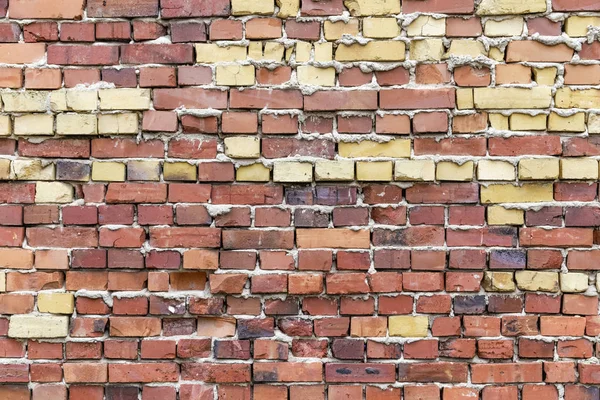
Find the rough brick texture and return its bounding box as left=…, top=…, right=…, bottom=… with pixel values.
left=0, top=0, right=599, bottom=398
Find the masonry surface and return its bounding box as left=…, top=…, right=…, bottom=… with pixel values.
left=1, top=0, right=600, bottom=399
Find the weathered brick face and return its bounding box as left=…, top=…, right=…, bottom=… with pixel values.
left=0, top=0, right=599, bottom=398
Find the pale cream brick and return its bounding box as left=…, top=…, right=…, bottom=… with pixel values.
left=556, top=88, right=600, bottom=109
left=57, top=114, right=97, bottom=135
left=484, top=17, right=524, bottom=36
left=565, top=16, right=600, bottom=37
left=295, top=41, right=312, bottom=62
left=456, top=88, right=474, bottom=109
left=481, top=184, right=554, bottom=203
left=483, top=271, right=515, bottom=292
left=344, top=0, right=400, bottom=16
left=163, top=162, right=196, bottom=181
left=406, top=16, right=446, bottom=36
left=0, top=159, right=10, bottom=180
left=14, top=114, right=54, bottom=136
left=509, top=113, right=547, bottom=131
left=276, top=0, right=299, bottom=18
left=474, top=87, right=552, bottom=109
left=357, top=161, right=393, bottom=181
left=8, top=315, right=69, bottom=338
left=35, top=182, right=73, bottom=203
left=548, top=112, right=586, bottom=132
left=519, top=159, right=560, bottom=180
left=11, top=160, right=54, bottom=181
left=314, top=42, right=333, bottom=62
left=99, top=89, right=151, bottom=110
left=560, top=158, right=599, bottom=180
left=66, top=90, right=98, bottom=111
left=560, top=273, right=589, bottom=293
left=445, top=39, right=487, bottom=58
left=216, top=65, right=255, bottom=86
left=477, top=0, right=547, bottom=15
left=224, top=137, right=260, bottom=158
left=248, top=41, right=284, bottom=62
left=339, top=140, right=410, bottom=158
left=92, top=162, right=126, bottom=182
left=232, top=0, right=274, bottom=15
left=533, top=67, right=557, bottom=86
left=436, top=161, right=474, bottom=181
left=297, top=66, right=336, bottom=86
left=389, top=316, right=428, bottom=337
left=274, top=161, right=312, bottom=182
left=315, top=160, right=355, bottom=181
left=363, top=18, right=400, bottom=38
left=324, top=20, right=360, bottom=41
left=410, top=39, right=445, bottom=61
left=2, top=91, right=48, bottom=112
left=394, top=160, right=435, bottom=181
left=515, top=271, right=559, bottom=293
left=489, top=114, right=509, bottom=130
left=196, top=44, right=247, bottom=63
left=477, top=160, right=515, bottom=181
left=589, top=114, right=600, bottom=134
left=236, top=163, right=270, bottom=182
left=488, top=206, right=524, bottom=225
left=0, top=115, right=10, bottom=136
left=336, top=41, right=406, bottom=61
left=489, top=47, right=505, bottom=61
left=98, top=113, right=139, bottom=135
left=38, top=293, right=74, bottom=314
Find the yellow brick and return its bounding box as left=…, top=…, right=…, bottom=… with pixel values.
left=488, top=47, right=505, bottom=61
left=236, top=163, right=271, bottom=182
left=519, top=159, right=560, bottom=180
left=560, top=273, right=589, bottom=293
left=406, top=16, right=446, bottom=36
left=273, top=161, right=312, bottom=182
left=38, top=293, right=74, bottom=314
left=51, top=90, right=98, bottom=111
left=92, top=162, right=126, bottom=182
left=99, top=89, right=151, bottom=110
left=357, top=161, right=393, bottom=181
left=389, top=316, right=429, bottom=337
left=560, top=158, right=599, bottom=180
left=477, top=160, right=515, bottom=181
left=224, top=137, right=260, bottom=158
left=0, top=115, right=10, bottom=136
left=14, top=115, right=54, bottom=136
left=12, top=160, right=54, bottom=181
left=565, top=16, right=600, bottom=37
left=487, top=206, right=524, bottom=225
left=363, top=18, right=400, bottom=38
left=436, top=161, right=474, bottom=181
left=484, top=17, right=524, bottom=36
left=8, top=315, right=69, bottom=338
left=314, top=42, right=333, bottom=62
left=481, top=184, right=554, bottom=203
left=482, top=272, right=515, bottom=292
left=196, top=44, right=247, bottom=63
left=35, top=182, right=73, bottom=203
left=456, top=88, right=474, bottom=109
left=57, top=114, right=97, bottom=135
left=515, top=271, right=559, bottom=293
left=410, top=39, right=445, bottom=61
left=315, top=160, right=355, bottom=181
left=297, top=66, right=336, bottom=86
left=324, top=20, right=360, bottom=41
left=336, top=41, right=406, bottom=62
left=248, top=41, right=284, bottom=61
left=98, top=113, right=139, bottom=135
left=488, top=114, right=509, bottom=130
left=344, top=0, right=400, bottom=15
left=295, top=41, right=312, bottom=62
left=474, top=87, right=552, bottom=109
left=445, top=39, right=487, bottom=58
left=163, top=162, right=197, bottom=181
left=339, top=140, right=411, bottom=158
left=0, top=272, right=4, bottom=292
left=394, top=160, right=435, bottom=181
left=556, top=88, right=600, bottom=109
left=533, top=67, right=557, bottom=86
left=128, top=160, right=161, bottom=181
left=216, top=65, right=255, bottom=86
left=477, top=0, right=547, bottom=15
left=548, top=112, right=586, bottom=132
left=276, top=0, right=299, bottom=18
left=0, top=159, right=10, bottom=180
left=509, top=113, right=547, bottom=131
left=589, top=114, right=600, bottom=134
left=232, top=0, right=274, bottom=15
left=2, top=91, right=48, bottom=112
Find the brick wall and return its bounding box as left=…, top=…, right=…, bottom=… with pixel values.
left=0, top=0, right=599, bottom=399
